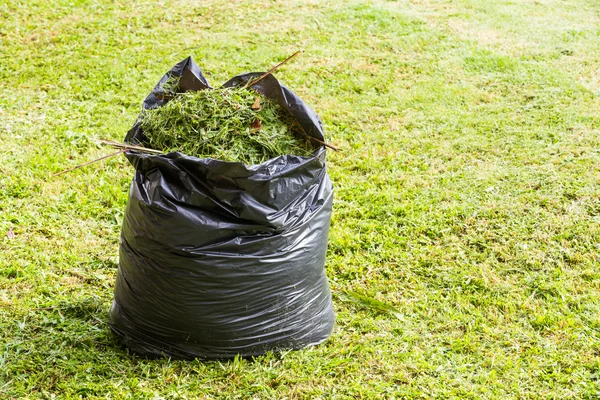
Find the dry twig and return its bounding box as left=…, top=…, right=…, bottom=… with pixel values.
left=98, top=139, right=164, bottom=154
left=245, top=50, right=302, bottom=88
left=51, top=149, right=126, bottom=178
left=290, top=120, right=340, bottom=152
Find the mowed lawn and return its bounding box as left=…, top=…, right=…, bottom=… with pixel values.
left=2, top=0, right=600, bottom=398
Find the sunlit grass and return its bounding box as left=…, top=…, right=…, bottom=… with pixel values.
left=2, top=0, right=600, bottom=398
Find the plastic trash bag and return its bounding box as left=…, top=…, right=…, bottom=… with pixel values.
left=107, top=57, right=335, bottom=359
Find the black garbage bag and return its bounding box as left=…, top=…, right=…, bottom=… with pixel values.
left=107, top=57, right=335, bottom=360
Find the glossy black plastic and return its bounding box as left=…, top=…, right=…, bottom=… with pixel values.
left=107, top=57, right=335, bottom=359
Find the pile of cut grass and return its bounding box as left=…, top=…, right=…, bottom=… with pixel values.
left=139, top=86, right=316, bottom=164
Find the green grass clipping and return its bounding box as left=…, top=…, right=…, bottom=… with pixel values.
left=138, top=85, right=316, bottom=165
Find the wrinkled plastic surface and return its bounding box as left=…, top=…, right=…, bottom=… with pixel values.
left=108, top=57, right=335, bottom=360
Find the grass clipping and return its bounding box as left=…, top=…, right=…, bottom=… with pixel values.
left=138, top=86, right=316, bottom=165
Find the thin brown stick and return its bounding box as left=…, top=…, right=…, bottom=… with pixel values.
left=51, top=149, right=126, bottom=177
left=304, top=135, right=340, bottom=152
left=291, top=120, right=341, bottom=152
left=98, top=139, right=164, bottom=154
left=245, top=50, right=302, bottom=88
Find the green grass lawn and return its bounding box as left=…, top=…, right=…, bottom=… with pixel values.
left=2, top=0, right=600, bottom=398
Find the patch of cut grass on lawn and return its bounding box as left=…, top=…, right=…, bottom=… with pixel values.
left=2, top=0, right=600, bottom=398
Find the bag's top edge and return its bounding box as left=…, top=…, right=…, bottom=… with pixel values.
left=124, top=146, right=326, bottom=179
